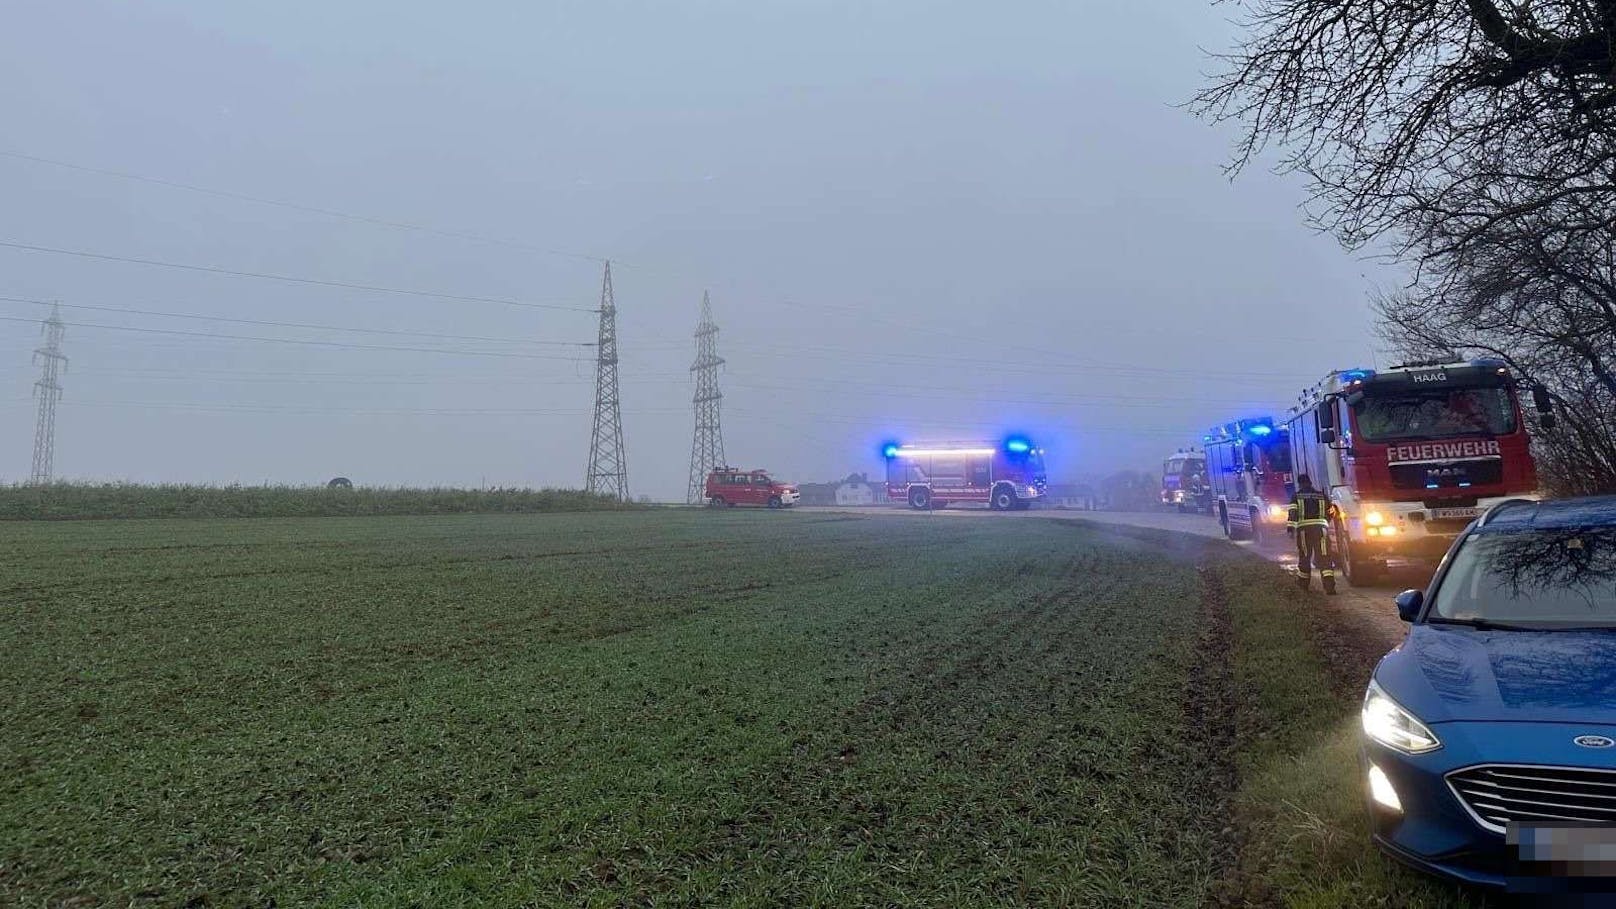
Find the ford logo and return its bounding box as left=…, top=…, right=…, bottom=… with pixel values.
left=1574, top=735, right=1615, bottom=749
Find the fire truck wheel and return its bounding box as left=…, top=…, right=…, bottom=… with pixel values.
left=991, top=485, right=1016, bottom=511
left=767, top=496, right=782, bottom=509
left=909, top=487, right=931, bottom=510
left=709, top=496, right=725, bottom=508
left=1337, top=525, right=1382, bottom=586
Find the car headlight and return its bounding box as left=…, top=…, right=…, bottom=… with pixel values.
left=1267, top=504, right=1288, bottom=520
left=1362, top=680, right=1441, bottom=754
left=1363, top=510, right=1387, bottom=526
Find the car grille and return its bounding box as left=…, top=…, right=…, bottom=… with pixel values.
left=1449, top=765, right=1616, bottom=832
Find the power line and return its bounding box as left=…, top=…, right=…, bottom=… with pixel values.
left=0, top=295, right=594, bottom=348
left=0, top=313, right=594, bottom=359
left=45, top=398, right=689, bottom=417
left=0, top=148, right=610, bottom=266
left=0, top=239, right=598, bottom=313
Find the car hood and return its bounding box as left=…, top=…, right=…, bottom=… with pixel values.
left=1380, top=625, right=1616, bottom=725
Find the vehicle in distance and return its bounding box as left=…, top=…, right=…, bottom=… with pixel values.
left=1362, top=495, right=1616, bottom=892
left=1204, top=417, right=1292, bottom=543
left=882, top=437, right=1046, bottom=511
left=1286, top=358, right=1551, bottom=585
left=1161, top=448, right=1210, bottom=513
left=704, top=467, right=800, bottom=508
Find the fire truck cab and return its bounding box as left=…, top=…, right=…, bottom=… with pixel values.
left=1161, top=449, right=1211, bottom=513
left=1204, top=418, right=1292, bottom=543
left=1283, top=359, right=1548, bottom=583
left=882, top=437, right=1047, bottom=511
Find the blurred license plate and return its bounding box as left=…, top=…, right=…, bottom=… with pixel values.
left=1509, top=824, right=1616, bottom=880
left=1431, top=507, right=1481, bottom=520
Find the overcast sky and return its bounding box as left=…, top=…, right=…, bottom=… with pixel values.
left=0, top=0, right=1400, bottom=498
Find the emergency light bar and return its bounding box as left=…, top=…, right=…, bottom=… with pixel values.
left=882, top=436, right=1040, bottom=459
left=890, top=447, right=998, bottom=458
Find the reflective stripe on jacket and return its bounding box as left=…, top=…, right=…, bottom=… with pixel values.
left=1287, top=490, right=1335, bottom=528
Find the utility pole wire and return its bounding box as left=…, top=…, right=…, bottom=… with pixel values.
left=0, top=295, right=595, bottom=347
left=0, top=315, right=593, bottom=361
left=0, top=240, right=598, bottom=313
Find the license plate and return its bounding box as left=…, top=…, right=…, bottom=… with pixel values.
left=1509, top=824, right=1616, bottom=879
left=1431, top=507, right=1481, bottom=520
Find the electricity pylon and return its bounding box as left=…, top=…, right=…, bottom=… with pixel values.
left=686, top=292, right=725, bottom=503
left=30, top=305, right=67, bottom=485
left=585, top=262, right=628, bottom=501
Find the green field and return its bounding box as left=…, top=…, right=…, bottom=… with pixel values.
left=1, top=511, right=1478, bottom=906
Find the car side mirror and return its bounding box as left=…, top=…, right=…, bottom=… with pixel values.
left=1319, top=427, right=1338, bottom=444
left=1395, top=590, right=1424, bottom=623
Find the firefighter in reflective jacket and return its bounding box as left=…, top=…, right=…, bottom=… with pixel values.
left=1286, top=474, right=1339, bottom=594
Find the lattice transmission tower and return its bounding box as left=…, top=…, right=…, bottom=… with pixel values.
left=30, top=305, right=67, bottom=485
left=686, top=291, right=726, bottom=503
left=585, top=262, right=629, bottom=500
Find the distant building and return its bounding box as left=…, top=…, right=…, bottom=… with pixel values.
left=1042, top=483, right=1098, bottom=509
left=834, top=478, right=882, bottom=505
left=800, top=472, right=889, bottom=506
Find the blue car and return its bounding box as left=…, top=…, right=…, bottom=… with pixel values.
left=1363, top=495, right=1616, bottom=893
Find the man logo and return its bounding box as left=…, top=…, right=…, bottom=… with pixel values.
left=1574, top=735, right=1615, bottom=749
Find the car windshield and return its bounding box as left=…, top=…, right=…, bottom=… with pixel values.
left=1353, top=387, right=1517, bottom=442
left=1430, top=528, right=1616, bottom=628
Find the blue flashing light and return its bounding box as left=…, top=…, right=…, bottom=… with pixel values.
left=1248, top=424, right=1273, bottom=438
left=1459, top=482, right=1473, bottom=488
left=1005, top=437, right=1032, bottom=454
left=1426, top=483, right=1440, bottom=489
left=1340, top=368, right=1376, bottom=383
left=881, top=442, right=901, bottom=459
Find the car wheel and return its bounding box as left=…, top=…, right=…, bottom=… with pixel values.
left=768, top=496, right=782, bottom=509
left=909, top=487, right=931, bottom=510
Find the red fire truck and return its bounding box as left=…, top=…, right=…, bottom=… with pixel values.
left=1160, top=449, right=1211, bottom=513
left=1283, top=359, right=1550, bottom=583
left=882, top=437, right=1047, bottom=510
left=1203, top=417, right=1292, bottom=543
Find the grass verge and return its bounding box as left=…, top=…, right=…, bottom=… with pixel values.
left=1213, top=552, right=1491, bottom=908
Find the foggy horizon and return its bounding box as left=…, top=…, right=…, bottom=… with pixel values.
left=2, top=0, right=1402, bottom=499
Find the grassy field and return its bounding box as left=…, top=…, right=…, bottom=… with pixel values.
left=0, top=483, right=636, bottom=521
left=1, top=510, right=1481, bottom=906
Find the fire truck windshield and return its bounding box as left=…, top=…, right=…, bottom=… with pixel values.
left=1165, top=456, right=1203, bottom=477
left=1353, top=387, right=1518, bottom=443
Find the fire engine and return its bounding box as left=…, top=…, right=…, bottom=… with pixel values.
left=1283, top=359, right=1551, bottom=583
left=882, top=437, right=1047, bottom=510
left=1203, top=417, right=1292, bottom=543
left=1160, top=449, right=1210, bottom=512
